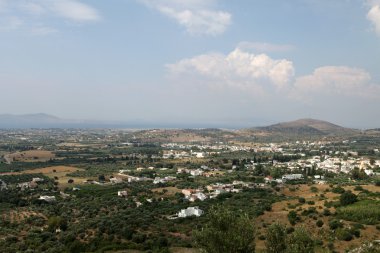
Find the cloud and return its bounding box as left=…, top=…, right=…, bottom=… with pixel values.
left=0, top=0, right=100, bottom=34
left=167, top=44, right=380, bottom=101
left=367, top=3, right=380, bottom=36
left=166, top=47, right=295, bottom=94
left=237, top=41, right=295, bottom=53
left=292, top=66, right=380, bottom=101
left=49, top=0, right=101, bottom=22
left=138, top=0, right=231, bottom=36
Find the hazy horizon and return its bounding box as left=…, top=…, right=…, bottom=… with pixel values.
left=1, top=0, right=380, bottom=128
left=0, top=112, right=377, bottom=130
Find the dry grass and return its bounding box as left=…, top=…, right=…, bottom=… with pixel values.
left=6, top=150, right=55, bottom=162
left=0, top=166, right=88, bottom=189
left=2, top=209, right=46, bottom=224
left=152, top=187, right=182, bottom=197
left=255, top=184, right=380, bottom=252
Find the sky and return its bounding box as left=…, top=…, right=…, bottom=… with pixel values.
left=1, top=0, right=380, bottom=128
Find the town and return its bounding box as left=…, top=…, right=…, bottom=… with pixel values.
left=1, top=127, right=380, bottom=252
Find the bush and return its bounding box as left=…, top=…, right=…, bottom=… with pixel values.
left=298, top=197, right=306, bottom=204
left=265, top=223, right=287, bottom=253
left=340, top=191, right=357, bottom=206
left=194, top=205, right=255, bottom=253
left=286, top=227, right=315, bottom=253
left=332, top=187, right=345, bottom=194
left=316, top=220, right=324, bottom=227
left=329, top=220, right=342, bottom=230
left=310, top=187, right=318, bottom=193
left=336, top=228, right=353, bottom=241
left=288, top=211, right=299, bottom=226
left=286, top=227, right=295, bottom=234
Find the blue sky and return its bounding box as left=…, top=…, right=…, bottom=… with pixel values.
left=1, top=0, right=380, bottom=128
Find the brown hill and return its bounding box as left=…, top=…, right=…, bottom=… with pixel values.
left=241, top=119, right=359, bottom=140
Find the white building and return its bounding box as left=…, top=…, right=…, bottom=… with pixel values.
left=178, top=206, right=204, bottom=218
left=282, top=174, right=303, bottom=181
left=38, top=196, right=56, bottom=203
left=110, top=177, right=123, bottom=184
left=118, top=190, right=128, bottom=197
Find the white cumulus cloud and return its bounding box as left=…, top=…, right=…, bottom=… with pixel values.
left=367, top=3, right=380, bottom=36
left=138, top=0, right=231, bottom=36
left=167, top=47, right=295, bottom=94
left=292, top=66, right=380, bottom=100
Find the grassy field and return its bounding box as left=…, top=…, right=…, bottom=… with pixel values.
left=5, top=150, right=55, bottom=162
left=255, top=184, right=380, bottom=252
left=0, top=165, right=88, bottom=188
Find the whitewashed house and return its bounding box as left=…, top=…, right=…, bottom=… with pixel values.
left=118, top=190, right=128, bottom=197
left=178, top=206, right=204, bottom=218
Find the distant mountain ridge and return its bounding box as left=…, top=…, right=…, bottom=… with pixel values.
left=0, top=114, right=367, bottom=133
left=0, top=113, right=118, bottom=128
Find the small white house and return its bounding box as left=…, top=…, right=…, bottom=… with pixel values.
left=110, top=177, right=123, bottom=184
left=282, top=174, right=303, bottom=181
left=178, top=206, right=204, bottom=218
left=39, top=196, right=56, bottom=203
left=118, top=190, right=128, bottom=197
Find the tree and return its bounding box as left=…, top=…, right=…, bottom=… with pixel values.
left=194, top=205, right=255, bottom=253
left=67, top=179, right=74, bottom=184
left=351, top=167, right=367, bottom=180
left=286, top=227, right=314, bottom=253
left=340, top=191, right=357, bottom=206
left=287, top=211, right=298, bottom=225
left=265, top=223, right=287, bottom=253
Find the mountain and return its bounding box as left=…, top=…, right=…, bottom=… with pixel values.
left=0, top=113, right=131, bottom=129
left=240, top=118, right=359, bottom=140
left=259, top=118, right=355, bottom=134
left=0, top=113, right=64, bottom=128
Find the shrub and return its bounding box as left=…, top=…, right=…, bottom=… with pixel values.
left=332, top=186, right=345, bottom=194
left=288, top=211, right=299, bottom=226
left=193, top=205, right=255, bottom=253
left=339, top=191, right=357, bottom=206
left=323, top=208, right=331, bottom=216
left=286, top=227, right=315, bottom=253
left=265, top=223, right=287, bottom=253
left=336, top=228, right=353, bottom=241
left=310, top=186, right=318, bottom=193
left=298, top=197, right=306, bottom=204
left=316, top=220, right=324, bottom=227
left=329, top=220, right=342, bottom=230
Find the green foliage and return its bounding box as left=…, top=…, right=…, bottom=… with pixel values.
left=286, top=227, right=315, bottom=253
left=329, top=220, right=342, bottom=230
left=265, top=223, right=287, bottom=253
left=298, top=197, right=306, bottom=204
left=351, top=168, right=368, bottom=180
left=287, top=211, right=299, bottom=225
left=194, top=205, right=255, bottom=253
left=336, top=200, right=380, bottom=224
left=331, top=186, right=345, bottom=194
left=47, top=216, right=67, bottom=231
left=336, top=228, right=353, bottom=241
left=339, top=191, right=358, bottom=206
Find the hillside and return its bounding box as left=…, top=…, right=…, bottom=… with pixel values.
left=239, top=118, right=359, bottom=141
